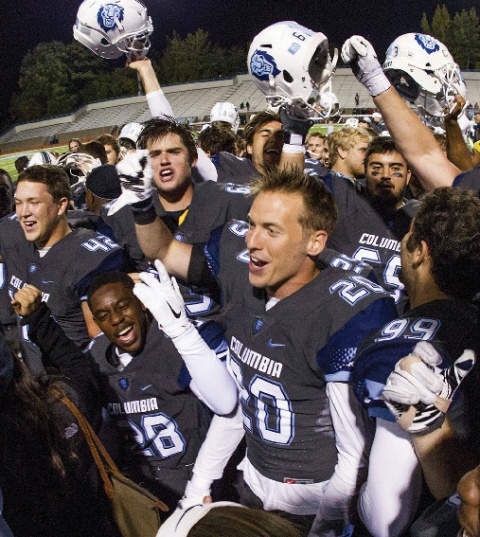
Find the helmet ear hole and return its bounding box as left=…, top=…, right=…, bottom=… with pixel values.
left=101, top=38, right=109, bottom=46
left=247, top=21, right=334, bottom=115
left=283, top=71, right=294, bottom=84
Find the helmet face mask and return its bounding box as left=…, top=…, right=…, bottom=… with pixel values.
left=383, top=33, right=466, bottom=118
left=57, top=152, right=101, bottom=183
left=74, top=0, right=154, bottom=60
left=248, top=21, right=337, bottom=118
left=318, top=91, right=341, bottom=119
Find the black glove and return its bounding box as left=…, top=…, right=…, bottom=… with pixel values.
left=280, top=103, right=314, bottom=146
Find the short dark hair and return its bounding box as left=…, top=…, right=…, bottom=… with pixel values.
left=407, top=187, right=480, bottom=300
left=96, top=134, right=121, bottom=155
left=80, top=141, right=108, bottom=165
left=14, top=156, right=29, bottom=173
left=137, top=117, right=198, bottom=164
left=87, top=272, right=134, bottom=310
left=198, top=125, right=236, bottom=156
left=364, top=137, right=406, bottom=168
left=243, top=111, right=281, bottom=148
left=250, top=166, right=337, bottom=235
left=17, top=165, right=71, bottom=203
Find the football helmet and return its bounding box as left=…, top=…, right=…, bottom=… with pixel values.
left=344, top=117, right=359, bottom=128
left=26, top=151, right=58, bottom=167
left=57, top=152, right=102, bottom=183
left=248, top=21, right=337, bottom=117
left=73, top=0, right=153, bottom=60
left=118, top=122, right=144, bottom=146
left=383, top=33, right=467, bottom=117
left=319, top=91, right=341, bottom=118
left=210, top=102, right=240, bottom=132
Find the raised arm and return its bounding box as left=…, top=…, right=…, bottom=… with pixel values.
left=342, top=35, right=460, bottom=191
left=133, top=260, right=237, bottom=415
left=129, top=58, right=218, bottom=182
left=445, top=95, right=476, bottom=172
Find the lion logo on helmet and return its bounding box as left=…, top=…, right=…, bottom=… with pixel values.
left=415, top=34, right=440, bottom=55
left=249, top=50, right=281, bottom=82
left=97, top=3, right=124, bottom=32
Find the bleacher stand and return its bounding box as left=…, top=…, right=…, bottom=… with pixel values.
left=1, top=69, right=479, bottom=153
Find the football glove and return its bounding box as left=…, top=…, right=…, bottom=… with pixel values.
left=341, top=36, right=391, bottom=98
left=133, top=259, right=190, bottom=339
left=382, top=341, right=476, bottom=433
left=279, top=102, right=314, bottom=146
left=107, top=150, right=153, bottom=215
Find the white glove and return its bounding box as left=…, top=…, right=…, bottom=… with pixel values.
left=341, top=36, right=391, bottom=97
left=178, top=479, right=212, bottom=509
left=133, top=259, right=190, bottom=339
left=108, top=150, right=153, bottom=215
left=382, top=341, right=476, bottom=433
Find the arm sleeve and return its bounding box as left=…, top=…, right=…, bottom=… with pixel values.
left=194, top=148, right=218, bottom=182
left=146, top=89, right=174, bottom=118
left=357, top=418, right=422, bottom=537
left=182, top=405, right=244, bottom=505
left=313, top=382, right=372, bottom=523
left=172, top=324, right=238, bottom=415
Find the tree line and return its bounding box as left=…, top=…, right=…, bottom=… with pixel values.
left=9, top=5, right=480, bottom=124
left=9, top=29, right=247, bottom=124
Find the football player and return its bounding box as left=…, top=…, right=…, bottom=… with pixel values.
left=121, top=160, right=397, bottom=534
left=328, top=126, right=372, bottom=181
left=325, top=136, right=412, bottom=308
left=353, top=188, right=480, bottom=536
left=305, top=131, right=326, bottom=161
left=1, top=164, right=125, bottom=375
left=341, top=33, right=480, bottom=192
left=16, top=266, right=237, bottom=511
left=106, top=118, right=252, bottom=321
left=212, top=21, right=337, bottom=185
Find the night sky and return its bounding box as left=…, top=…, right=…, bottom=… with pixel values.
left=0, top=0, right=476, bottom=127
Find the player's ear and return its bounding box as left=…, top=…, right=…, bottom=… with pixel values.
left=246, top=143, right=253, bottom=156
left=307, top=230, right=328, bottom=256
left=337, top=146, right=347, bottom=160
left=57, top=196, right=69, bottom=216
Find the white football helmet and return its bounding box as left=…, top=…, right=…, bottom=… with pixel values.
left=26, top=151, right=58, bottom=168
left=383, top=33, right=467, bottom=117
left=73, top=0, right=153, bottom=60
left=57, top=152, right=102, bottom=182
left=344, top=117, right=359, bottom=128
left=118, top=122, right=144, bottom=146
left=248, top=21, right=338, bottom=117
left=319, top=91, right=341, bottom=118
left=210, top=102, right=240, bottom=133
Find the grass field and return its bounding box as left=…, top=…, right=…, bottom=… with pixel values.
left=0, top=145, right=70, bottom=182
left=0, top=121, right=345, bottom=182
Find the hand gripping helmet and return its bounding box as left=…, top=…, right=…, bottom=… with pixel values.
left=383, top=33, right=467, bottom=118
left=73, top=0, right=153, bottom=60
left=248, top=21, right=338, bottom=117
left=210, top=102, right=240, bottom=133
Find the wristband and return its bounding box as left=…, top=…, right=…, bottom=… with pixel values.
left=282, top=143, right=307, bottom=154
